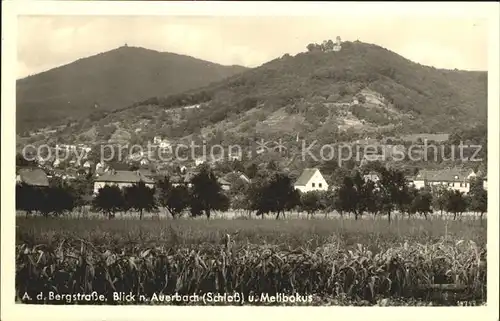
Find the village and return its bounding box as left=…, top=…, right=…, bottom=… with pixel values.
left=16, top=133, right=488, bottom=198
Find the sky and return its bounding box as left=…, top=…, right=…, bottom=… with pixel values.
left=17, top=15, right=489, bottom=79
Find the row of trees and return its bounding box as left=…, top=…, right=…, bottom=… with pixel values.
left=298, top=173, right=486, bottom=222
left=16, top=166, right=231, bottom=220
left=16, top=165, right=487, bottom=221
left=230, top=167, right=486, bottom=222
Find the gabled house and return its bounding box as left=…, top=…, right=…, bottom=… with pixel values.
left=363, top=171, right=380, bottom=183
left=83, top=160, right=93, bottom=169
left=218, top=177, right=231, bottom=191
left=137, top=168, right=155, bottom=179
left=171, top=170, right=196, bottom=188
left=195, top=157, right=206, bottom=166
left=413, top=168, right=476, bottom=193
left=16, top=167, right=49, bottom=187
left=224, top=171, right=251, bottom=185
left=405, top=175, right=415, bottom=187
left=93, top=170, right=155, bottom=194
left=153, top=136, right=162, bottom=145
left=53, top=158, right=61, bottom=168
left=293, top=168, right=329, bottom=193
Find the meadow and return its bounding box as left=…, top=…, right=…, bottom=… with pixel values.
left=15, top=214, right=487, bottom=306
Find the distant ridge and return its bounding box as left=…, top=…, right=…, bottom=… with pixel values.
left=16, top=46, right=248, bottom=132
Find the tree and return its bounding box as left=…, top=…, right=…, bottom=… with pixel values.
left=300, top=191, right=325, bottom=217
left=245, top=163, right=259, bottom=179
left=353, top=171, right=378, bottom=219
left=286, top=188, right=302, bottom=215
left=336, top=176, right=357, bottom=218
left=47, top=185, right=77, bottom=216
left=329, top=167, right=350, bottom=188
left=329, top=189, right=344, bottom=217
left=229, top=179, right=252, bottom=216
left=377, top=167, right=410, bottom=223
left=156, top=177, right=190, bottom=219
left=250, top=173, right=297, bottom=219
left=166, top=186, right=190, bottom=219
left=189, top=166, right=230, bottom=219
left=266, top=160, right=279, bottom=171
left=37, top=188, right=54, bottom=218
left=320, top=159, right=339, bottom=177
left=410, top=188, right=433, bottom=220
left=431, top=185, right=448, bottom=216
left=445, top=190, right=467, bottom=220
left=468, top=178, right=487, bottom=219
left=335, top=171, right=377, bottom=220
left=326, top=39, right=334, bottom=51
left=123, top=181, right=157, bottom=220
left=16, top=183, right=43, bottom=217
left=399, top=185, right=418, bottom=218
left=92, top=185, right=125, bottom=219
left=17, top=182, right=76, bottom=218
left=69, top=177, right=94, bottom=213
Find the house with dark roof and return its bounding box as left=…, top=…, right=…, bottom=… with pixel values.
left=413, top=168, right=476, bottom=193
left=136, top=168, right=155, bottom=179
left=293, top=168, right=329, bottom=193
left=169, top=170, right=196, bottom=188
left=400, top=133, right=450, bottom=143
left=93, top=170, right=155, bottom=194
left=16, top=167, right=49, bottom=187
left=223, top=171, right=251, bottom=187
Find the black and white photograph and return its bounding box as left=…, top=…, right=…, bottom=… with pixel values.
left=1, top=1, right=499, bottom=321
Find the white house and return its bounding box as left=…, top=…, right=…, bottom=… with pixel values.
left=53, top=158, right=61, bottom=168
left=83, top=160, right=92, bottom=168
left=159, top=140, right=171, bottom=149
left=195, top=157, right=206, bottom=166
left=228, top=152, right=242, bottom=161
left=413, top=169, right=477, bottom=194
left=363, top=171, right=380, bottom=183
left=93, top=170, right=155, bottom=194
left=218, top=177, right=231, bottom=191
left=294, top=168, right=329, bottom=193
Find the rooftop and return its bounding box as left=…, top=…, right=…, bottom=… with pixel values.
left=294, top=168, right=319, bottom=186
left=17, top=167, right=49, bottom=187
left=414, top=169, right=475, bottom=182
left=95, top=170, right=155, bottom=184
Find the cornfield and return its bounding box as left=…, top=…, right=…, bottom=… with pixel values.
left=15, top=217, right=487, bottom=306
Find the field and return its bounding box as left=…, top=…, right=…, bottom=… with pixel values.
left=16, top=215, right=487, bottom=306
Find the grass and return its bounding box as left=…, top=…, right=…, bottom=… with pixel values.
left=15, top=215, right=487, bottom=306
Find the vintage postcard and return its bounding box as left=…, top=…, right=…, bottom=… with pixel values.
left=1, top=1, right=499, bottom=321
